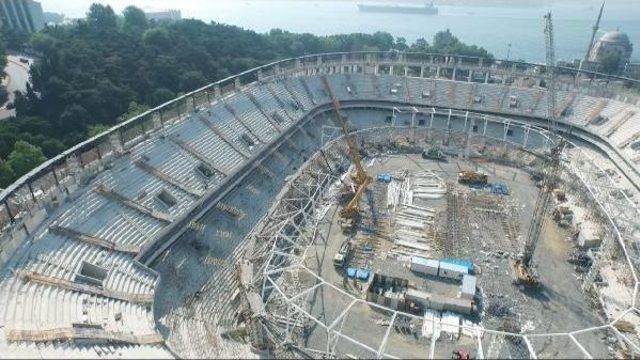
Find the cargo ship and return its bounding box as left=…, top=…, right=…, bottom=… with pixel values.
left=357, top=2, right=438, bottom=15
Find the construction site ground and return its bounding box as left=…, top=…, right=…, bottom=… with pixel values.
left=302, top=152, right=609, bottom=358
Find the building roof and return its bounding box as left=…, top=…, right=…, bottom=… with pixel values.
left=462, top=275, right=477, bottom=295
left=441, top=258, right=474, bottom=272
left=411, top=256, right=439, bottom=268
left=439, top=262, right=469, bottom=274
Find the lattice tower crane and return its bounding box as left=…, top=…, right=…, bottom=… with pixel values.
left=514, top=12, right=566, bottom=287
left=321, top=76, right=371, bottom=220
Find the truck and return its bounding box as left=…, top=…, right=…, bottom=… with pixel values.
left=458, top=171, right=488, bottom=186
left=333, top=240, right=353, bottom=268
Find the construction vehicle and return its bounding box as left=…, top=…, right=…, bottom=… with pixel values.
left=514, top=13, right=564, bottom=289
left=422, top=146, right=447, bottom=162
left=321, top=76, right=371, bottom=221
left=457, top=171, right=488, bottom=186
left=333, top=240, right=353, bottom=268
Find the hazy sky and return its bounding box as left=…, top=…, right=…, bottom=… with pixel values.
left=41, top=0, right=188, bottom=16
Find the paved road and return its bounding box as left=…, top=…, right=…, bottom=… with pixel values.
left=0, top=55, right=32, bottom=119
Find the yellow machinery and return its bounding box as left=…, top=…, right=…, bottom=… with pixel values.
left=457, top=171, right=488, bottom=186
left=321, top=76, right=371, bottom=220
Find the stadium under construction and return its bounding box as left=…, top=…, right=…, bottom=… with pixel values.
left=0, top=35, right=640, bottom=358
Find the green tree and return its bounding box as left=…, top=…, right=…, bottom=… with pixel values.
left=0, top=37, right=7, bottom=103
left=117, top=102, right=150, bottom=123
left=87, top=124, right=111, bottom=137
left=150, top=88, right=175, bottom=106
left=123, top=6, right=148, bottom=34
left=0, top=26, right=29, bottom=50
left=59, top=104, right=90, bottom=132
left=7, top=141, right=46, bottom=178
left=86, top=4, right=118, bottom=31
left=0, top=39, right=7, bottom=82
left=180, top=70, right=206, bottom=92
left=142, top=27, right=171, bottom=49
left=600, top=53, right=622, bottom=74
left=0, top=159, right=15, bottom=188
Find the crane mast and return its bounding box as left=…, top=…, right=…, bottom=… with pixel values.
left=321, top=76, right=371, bottom=220
left=515, top=12, right=564, bottom=287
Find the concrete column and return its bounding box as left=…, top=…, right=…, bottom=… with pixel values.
left=214, top=84, right=221, bottom=97
left=452, top=67, right=457, bottom=81
left=4, top=200, right=14, bottom=223
left=316, top=56, right=323, bottom=66
left=390, top=65, right=395, bottom=75
left=404, top=66, right=408, bottom=77
left=27, top=182, right=36, bottom=203
left=420, top=66, right=425, bottom=78
left=274, top=64, right=281, bottom=74
left=234, top=77, right=241, bottom=89
left=485, top=72, right=490, bottom=84
left=257, top=69, right=263, bottom=81
left=52, top=168, right=60, bottom=187
left=374, top=64, right=379, bottom=75
left=479, top=57, right=483, bottom=67
left=342, top=54, right=348, bottom=64
left=468, top=70, right=473, bottom=83
left=436, top=66, right=441, bottom=78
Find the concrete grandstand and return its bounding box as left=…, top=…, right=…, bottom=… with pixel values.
left=0, top=52, right=639, bottom=358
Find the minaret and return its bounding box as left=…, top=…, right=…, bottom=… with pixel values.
left=584, top=2, right=605, bottom=63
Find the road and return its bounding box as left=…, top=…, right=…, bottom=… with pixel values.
left=0, top=55, right=32, bottom=119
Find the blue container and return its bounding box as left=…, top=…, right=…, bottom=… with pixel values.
left=377, top=174, right=392, bottom=183
left=347, top=268, right=357, bottom=279
left=440, top=258, right=474, bottom=273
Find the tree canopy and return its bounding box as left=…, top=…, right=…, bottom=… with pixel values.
left=0, top=4, right=493, bottom=188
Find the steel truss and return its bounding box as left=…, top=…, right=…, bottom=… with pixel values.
left=243, top=112, right=640, bottom=359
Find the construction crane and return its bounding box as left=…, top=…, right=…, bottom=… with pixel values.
left=321, top=76, right=371, bottom=220
left=514, top=12, right=566, bottom=288
left=578, top=2, right=605, bottom=79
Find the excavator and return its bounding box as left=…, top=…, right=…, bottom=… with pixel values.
left=321, top=76, right=371, bottom=223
